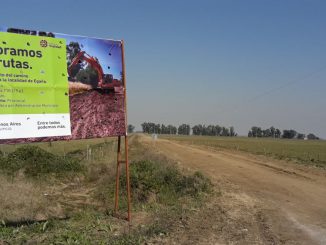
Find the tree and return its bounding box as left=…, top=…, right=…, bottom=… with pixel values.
left=155, top=124, right=161, bottom=134
left=66, top=41, right=101, bottom=87
left=141, top=122, right=148, bottom=133
left=282, top=129, right=297, bottom=139
left=275, top=129, right=281, bottom=138
left=66, top=42, right=82, bottom=77
left=248, top=126, right=281, bottom=138
left=215, top=125, right=222, bottom=136
left=206, top=125, right=215, bottom=136
left=229, top=126, right=236, bottom=137
left=221, top=127, right=229, bottom=136
left=141, top=122, right=153, bottom=133
left=178, top=124, right=190, bottom=135
left=202, top=125, right=208, bottom=136
left=161, top=124, right=168, bottom=134
left=248, top=131, right=253, bottom=137
left=127, top=124, right=135, bottom=133
left=75, top=64, right=99, bottom=87
left=307, top=133, right=319, bottom=140
left=270, top=126, right=276, bottom=138
left=251, top=126, right=262, bottom=137
left=192, top=124, right=203, bottom=135
left=167, top=125, right=177, bottom=134
left=297, top=133, right=305, bottom=139
left=263, top=128, right=271, bottom=137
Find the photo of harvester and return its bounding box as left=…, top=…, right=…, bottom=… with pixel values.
left=60, top=34, right=126, bottom=140
left=68, top=50, right=123, bottom=95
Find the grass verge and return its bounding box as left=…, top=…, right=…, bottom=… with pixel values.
left=0, top=135, right=212, bottom=244
left=0, top=145, right=83, bottom=178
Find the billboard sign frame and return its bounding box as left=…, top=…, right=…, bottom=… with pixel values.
left=0, top=28, right=131, bottom=222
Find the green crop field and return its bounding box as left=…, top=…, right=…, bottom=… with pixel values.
left=160, top=135, right=326, bottom=167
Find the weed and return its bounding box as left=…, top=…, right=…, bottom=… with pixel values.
left=119, top=160, right=212, bottom=205
left=0, top=135, right=213, bottom=244
left=0, top=145, right=83, bottom=177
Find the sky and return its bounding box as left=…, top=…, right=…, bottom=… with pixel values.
left=0, top=0, right=325, bottom=137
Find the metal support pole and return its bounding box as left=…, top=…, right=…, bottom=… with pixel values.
left=113, top=40, right=131, bottom=222
left=114, top=136, right=121, bottom=213
left=125, top=135, right=131, bottom=222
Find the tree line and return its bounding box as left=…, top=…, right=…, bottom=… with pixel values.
left=140, top=122, right=237, bottom=136
left=140, top=122, right=177, bottom=134
left=192, top=125, right=236, bottom=136
left=248, top=126, right=319, bottom=140
left=129, top=123, right=320, bottom=140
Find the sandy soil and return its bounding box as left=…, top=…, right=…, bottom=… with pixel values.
left=140, top=135, right=326, bottom=245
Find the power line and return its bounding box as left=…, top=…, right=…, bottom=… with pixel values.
left=245, top=65, right=326, bottom=103
left=230, top=64, right=326, bottom=114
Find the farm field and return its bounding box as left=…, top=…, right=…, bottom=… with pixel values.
left=160, top=135, right=326, bottom=167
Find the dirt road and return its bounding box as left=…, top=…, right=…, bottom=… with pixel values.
left=140, top=135, right=326, bottom=244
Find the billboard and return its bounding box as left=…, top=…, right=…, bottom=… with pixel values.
left=0, top=27, right=126, bottom=144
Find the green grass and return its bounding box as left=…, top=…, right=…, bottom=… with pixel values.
left=0, top=137, right=115, bottom=156
left=125, top=160, right=212, bottom=204
left=160, top=135, right=326, bottom=167
left=1, top=157, right=211, bottom=243
left=0, top=145, right=83, bottom=177
left=0, top=135, right=212, bottom=244
left=0, top=211, right=164, bottom=245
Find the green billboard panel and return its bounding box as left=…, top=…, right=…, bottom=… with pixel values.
left=0, top=32, right=69, bottom=114
left=0, top=32, right=71, bottom=139
left=0, top=27, right=126, bottom=143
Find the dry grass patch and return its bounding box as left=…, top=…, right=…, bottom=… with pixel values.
left=0, top=176, right=49, bottom=223
left=68, top=82, right=92, bottom=95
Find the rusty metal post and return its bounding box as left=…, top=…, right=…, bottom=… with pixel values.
left=115, top=136, right=121, bottom=213
left=125, top=135, right=131, bottom=222
left=112, top=40, right=132, bottom=222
